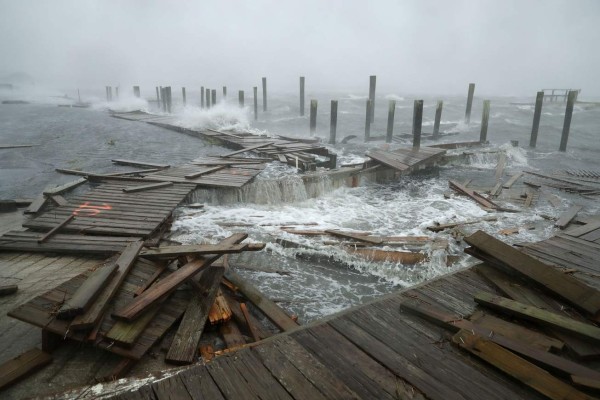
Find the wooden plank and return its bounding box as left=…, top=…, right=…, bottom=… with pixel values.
left=56, top=257, right=119, bottom=319
left=223, top=269, right=299, bottom=331
left=0, top=348, right=52, bottom=390
left=572, top=375, right=600, bottom=391
left=474, top=291, right=600, bottom=343
left=24, top=194, right=47, bottom=214
left=220, top=142, right=275, bottom=158
left=184, top=165, right=226, bottom=179
left=151, top=374, right=193, bottom=400
left=427, top=216, right=497, bottom=232
left=113, top=234, right=247, bottom=322
left=37, top=214, right=74, bottom=243
left=49, top=194, right=68, bottom=206
left=465, top=230, right=600, bottom=316
left=346, top=248, right=427, bottom=264
left=43, top=178, right=87, bottom=195
left=239, top=303, right=261, bottom=342
left=495, top=153, right=507, bottom=181
left=452, top=330, right=594, bottom=400
left=449, top=180, right=498, bottom=209
left=133, top=261, right=169, bottom=297
left=325, top=230, right=382, bottom=244
left=366, top=149, right=410, bottom=171
left=70, top=241, right=144, bottom=330
left=104, top=300, right=164, bottom=347
left=503, top=172, right=524, bottom=189
left=139, top=243, right=264, bottom=259
left=111, top=159, right=170, bottom=169
left=166, top=266, right=224, bottom=365
left=208, top=289, right=232, bottom=325
left=0, top=285, right=18, bottom=296
left=220, top=320, right=246, bottom=349
left=122, top=182, right=173, bottom=193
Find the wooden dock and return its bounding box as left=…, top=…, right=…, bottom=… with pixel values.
left=52, top=219, right=600, bottom=399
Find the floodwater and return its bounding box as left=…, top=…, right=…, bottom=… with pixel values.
left=1, top=87, right=600, bottom=323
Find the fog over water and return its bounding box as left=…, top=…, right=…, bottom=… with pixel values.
left=1, top=0, right=599, bottom=96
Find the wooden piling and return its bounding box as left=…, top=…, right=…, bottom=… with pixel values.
left=309, top=99, right=317, bottom=135
left=559, top=90, right=577, bottom=152
left=368, top=75, right=376, bottom=122
left=206, top=88, right=211, bottom=109
left=133, top=86, right=140, bottom=98
left=329, top=100, right=338, bottom=144
left=262, top=77, right=267, bottom=111
left=433, top=100, right=443, bottom=138
left=115, top=87, right=119, bottom=100
left=412, top=100, right=423, bottom=149
left=160, top=87, right=167, bottom=112
left=299, top=76, right=305, bottom=116
left=465, top=83, right=475, bottom=123
left=529, top=91, right=544, bottom=148
left=386, top=100, right=396, bottom=143
left=166, top=87, right=172, bottom=113
left=253, top=86, right=258, bottom=121
left=201, top=87, right=205, bottom=109
left=155, top=87, right=160, bottom=104
left=106, top=86, right=113, bottom=102
left=182, top=87, right=186, bottom=107
left=223, top=86, right=227, bottom=99
left=238, top=90, right=244, bottom=107
left=211, top=89, right=216, bottom=106
left=364, top=99, right=372, bottom=142
left=480, top=100, right=490, bottom=143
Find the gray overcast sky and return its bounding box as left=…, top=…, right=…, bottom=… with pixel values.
left=0, top=0, right=599, bottom=96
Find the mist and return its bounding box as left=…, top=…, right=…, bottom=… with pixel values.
left=0, top=0, right=599, bottom=96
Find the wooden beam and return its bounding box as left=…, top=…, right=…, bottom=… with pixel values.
left=0, top=348, right=52, bottom=390
left=111, top=159, right=170, bottom=169
left=184, top=165, right=226, bottom=179
left=474, top=291, right=600, bottom=343
left=503, top=172, right=523, bottom=189
left=449, top=180, right=498, bottom=209
left=240, top=303, right=261, bottom=342
left=465, top=230, right=600, bottom=317
left=70, top=241, right=144, bottom=331
left=37, top=215, right=74, bottom=243
left=0, top=285, right=18, bottom=296
left=139, top=243, right=265, bottom=259
left=166, top=266, right=224, bottom=365
left=452, top=330, right=594, bottom=400
left=112, top=233, right=247, bottom=322
left=220, top=142, right=275, bottom=158
left=223, top=269, right=299, bottom=331
left=56, top=258, right=119, bottom=319
left=43, top=178, right=87, bottom=195
left=122, top=181, right=173, bottom=193
left=49, top=195, right=68, bottom=206
left=555, top=205, right=583, bottom=230
left=105, top=301, right=164, bottom=347
left=24, top=194, right=47, bottom=214
left=325, top=230, right=382, bottom=244
left=427, top=216, right=497, bottom=232
left=133, top=261, right=169, bottom=297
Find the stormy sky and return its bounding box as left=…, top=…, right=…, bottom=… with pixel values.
left=0, top=0, right=599, bottom=96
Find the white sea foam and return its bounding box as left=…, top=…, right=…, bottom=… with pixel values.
left=175, top=103, right=251, bottom=132
left=384, top=94, right=405, bottom=101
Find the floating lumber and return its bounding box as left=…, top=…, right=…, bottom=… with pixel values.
left=139, top=243, right=264, bottom=259
left=224, top=269, right=299, bottom=331
left=37, top=214, right=74, bottom=243
left=184, top=165, right=226, bottom=179
left=24, top=194, right=47, bottom=214
left=111, top=159, right=170, bottom=169
left=449, top=180, right=498, bottom=209
left=49, top=194, right=68, bottom=206
left=220, top=142, right=275, bottom=158
left=452, top=330, right=594, bottom=400
left=122, top=181, right=173, bottom=193
left=0, top=144, right=36, bottom=149
left=56, top=257, right=119, bottom=319
left=43, top=178, right=87, bottom=195
left=503, top=172, right=524, bottom=189
left=0, top=348, right=52, bottom=390
left=0, top=285, right=18, bottom=296
left=555, top=205, right=583, bottom=229
left=113, top=234, right=247, bottom=322
left=474, top=291, right=600, bottom=343
left=465, top=230, right=600, bottom=317
left=494, top=153, right=507, bottom=181
left=325, top=230, right=382, bottom=244
left=427, top=216, right=497, bottom=232
left=565, top=221, right=600, bottom=238
left=166, top=266, right=225, bottom=365
left=209, top=289, right=232, bottom=325
left=70, top=241, right=144, bottom=330
left=346, top=248, right=427, bottom=264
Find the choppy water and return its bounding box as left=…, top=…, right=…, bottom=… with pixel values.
left=2, top=87, right=600, bottom=322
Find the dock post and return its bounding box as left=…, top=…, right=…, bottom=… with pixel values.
left=238, top=90, right=244, bottom=107
left=206, top=88, right=211, bottom=109
left=223, top=86, right=227, bottom=99
left=559, top=90, right=577, bottom=151
left=480, top=100, right=490, bottom=142
left=161, top=87, right=167, bottom=112
left=262, top=77, right=267, bottom=111
left=368, top=75, right=376, bottom=123
left=529, top=91, right=544, bottom=148
left=309, top=99, right=317, bottom=135
left=182, top=87, right=186, bottom=106
left=465, top=83, right=475, bottom=123
left=115, top=87, right=119, bottom=100
left=412, top=100, right=423, bottom=149
left=155, top=87, right=160, bottom=104
left=364, top=99, right=372, bottom=142
left=299, top=76, right=305, bottom=116
left=133, top=86, right=140, bottom=98
left=106, top=86, right=113, bottom=102
left=433, top=100, right=443, bottom=138
left=329, top=100, right=338, bottom=144
left=166, top=86, right=172, bottom=113
left=253, top=86, right=258, bottom=120
left=211, top=89, right=216, bottom=106
left=386, top=100, right=396, bottom=143
left=201, top=87, right=205, bottom=109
